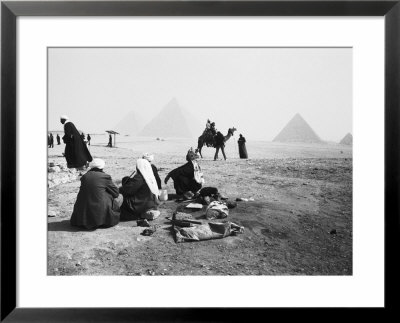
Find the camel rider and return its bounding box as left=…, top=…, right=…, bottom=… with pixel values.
left=203, top=119, right=211, bottom=137
left=210, top=122, right=217, bottom=136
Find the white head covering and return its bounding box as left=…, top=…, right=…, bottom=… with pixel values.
left=89, top=158, right=105, bottom=170
left=136, top=159, right=159, bottom=197
left=193, top=160, right=205, bottom=184
left=60, top=115, right=69, bottom=120
left=142, top=152, right=154, bottom=163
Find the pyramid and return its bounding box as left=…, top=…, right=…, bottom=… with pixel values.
left=114, top=111, right=143, bottom=135
left=138, top=98, right=198, bottom=138
left=273, top=113, right=322, bottom=143
left=339, top=133, right=352, bottom=145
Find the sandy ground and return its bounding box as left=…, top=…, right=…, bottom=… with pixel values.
left=48, top=138, right=352, bottom=276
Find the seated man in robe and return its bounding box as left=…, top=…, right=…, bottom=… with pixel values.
left=70, top=158, right=121, bottom=230
left=119, top=159, right=160, bottom=221
left=164, top=148, right=204, bottom=199
left=142, top=152, right=162, bottom=189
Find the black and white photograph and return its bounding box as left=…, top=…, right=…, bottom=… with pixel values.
left=47, top=47, right=353, bottom=276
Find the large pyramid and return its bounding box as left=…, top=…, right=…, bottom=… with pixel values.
left=138, top=98, right=199, bottom=138
left=273, top=113, right=322, bottom=143
left=339, top=133, right=352, bottom=145
left=114, top=111, right=143, bottom=135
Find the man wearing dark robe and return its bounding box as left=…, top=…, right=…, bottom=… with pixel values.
left=238, top=134, right=248, bottom=159
left=214, top=131, right=227, bottom=161
left=49, top=133, right=54, bottom=148
left=164, top=149, right=203, bottom=198
left=107, top=134, right=112, bottom=147
left=87, top=134, right=91, bottom=146
left=60, top=115, right=93, bottom=169
left=71, top=158, right=121, bottom=229
left=56, top=134, right=61, bottom=145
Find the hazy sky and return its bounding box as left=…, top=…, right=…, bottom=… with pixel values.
left=48, top=47, right=352, bottom=141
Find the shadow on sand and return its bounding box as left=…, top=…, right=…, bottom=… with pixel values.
left=48, top=219, right=96, bottom=232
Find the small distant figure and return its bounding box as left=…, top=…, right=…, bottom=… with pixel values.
left=238, top=134, right=248, bottom=159
left=56, top=134, right=61, bottom=145
left=60, top=115, right=93, bottom=169
left=164, top=148, right=204, bottom=199
left=47, top=134, right=50, bottom=147
left=48, top=133, right=54, bottom=148
left=81, top=132, right=85, bottom=142
left=205, top=119, right=211, bottom=130
left=202, top=119, right=217, bottom=148
left=107, top=134, right=112, bottom=147
left=87, top=134, right=91, bottom=146
left=70, top=158, right=122, bottom=230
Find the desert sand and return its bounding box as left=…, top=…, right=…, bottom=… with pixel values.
left=48, top=137, right=352, bottom=276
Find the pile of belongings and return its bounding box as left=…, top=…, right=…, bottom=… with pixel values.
left=168, top=212, right=244, bottom=243
left=205, top=201, right=229, bottom=220
left=198, top=187, right=237, bottom=207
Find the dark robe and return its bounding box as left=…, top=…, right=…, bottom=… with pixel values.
left=215, top=131, right=225, bottom=147
left=62, top=121, right=93, bottom=168
left=238, top=136, right=248, bottom=159
left=56, top=134, right=61, bottom=145
left=49, top=134, right=54, bottom=148
left=151, top=164, right=162, bottom=189
left=87, top=134, right=91, bottom=145
left=167, top=161, right=202, bottom=195
left=119, top=171, right=158, bottom=221
left=70, top=169, right=120, bottom=229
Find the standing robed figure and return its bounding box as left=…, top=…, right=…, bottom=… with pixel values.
left=238, top=134, right=248, bottom=159
left=60, top=115, right=93, bottom=169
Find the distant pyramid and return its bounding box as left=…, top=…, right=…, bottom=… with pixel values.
left=138, top=98, right=197, bottom=138
left=339, top=133, right=352, bottom=145
left=114, top=111, right=143, bottom=135
left=273, top=113, right=322, bottom=143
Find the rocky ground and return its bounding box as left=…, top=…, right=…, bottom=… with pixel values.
left=48, top=143, right=352, bottom=276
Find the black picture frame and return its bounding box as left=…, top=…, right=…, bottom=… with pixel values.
left=1, top=0, right=399, bottom=321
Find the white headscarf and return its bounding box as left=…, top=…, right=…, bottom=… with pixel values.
left=89, top=158, right=105, bottom=170
left=60, top=115, right=70, bottom=125
left=136, top=159, right=159, bottom=197
left=142, top=152, right=154, bottom=163
left=192, top=160, right=205, bottom=184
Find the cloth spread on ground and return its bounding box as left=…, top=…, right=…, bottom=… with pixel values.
left=185, top=203, right=203, bottom=209
left=205, top=201, right=229, bottom=219
left=174, top=212, right=193, bottom=221
left=174, top=221, right=244, bottom=243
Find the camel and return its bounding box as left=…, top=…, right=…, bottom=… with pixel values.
left=196, top=127, right=237, bottom=160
